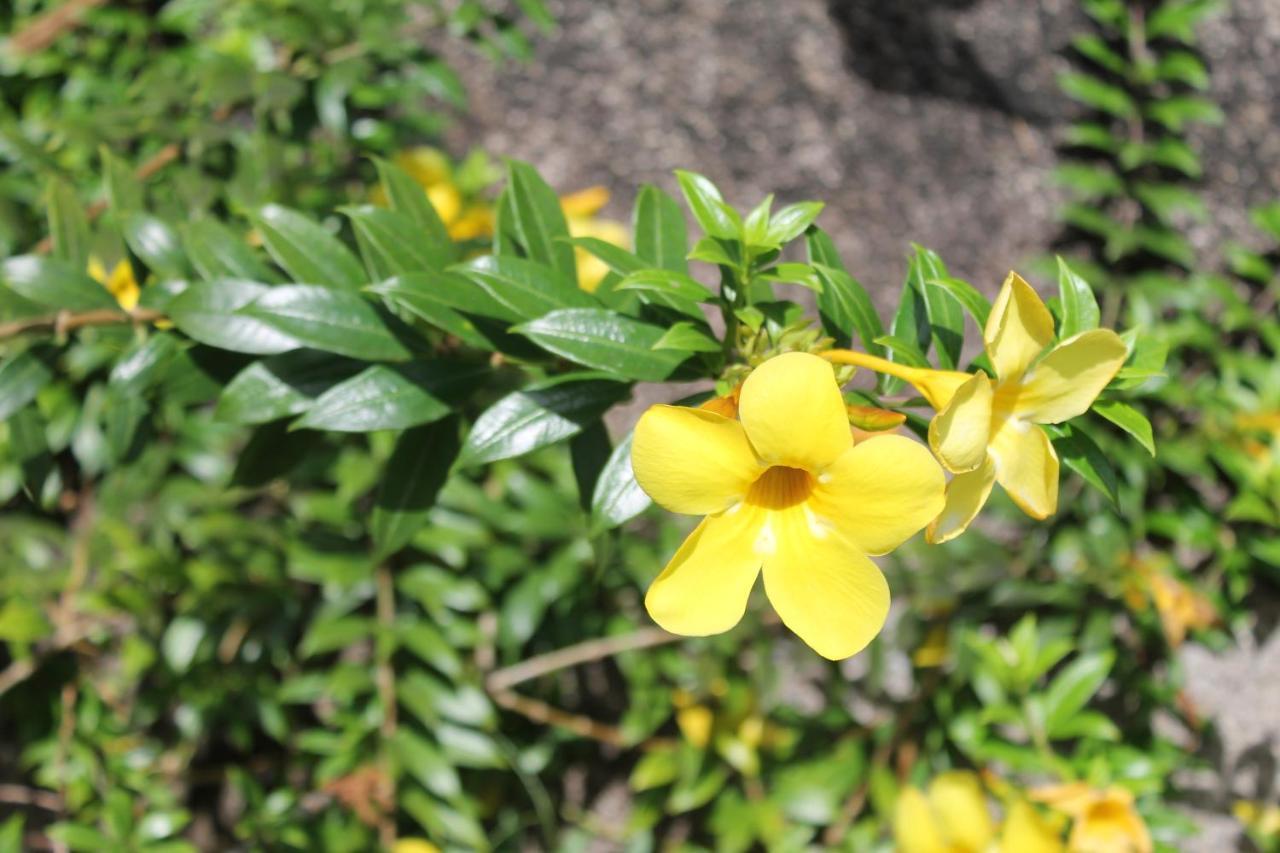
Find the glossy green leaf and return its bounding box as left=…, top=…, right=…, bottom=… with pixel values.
left=807, top=228, right=884, bottom=354
left=1058, top=72, right=1135, bottom=117
left=1044, top=651, right=1114, bottom=735
left=591, top=430, right=651, bottom=531
left=216, top=350, right=361, bottom=424
left=765, top=201, right=824, bottom=246
left=372, top=156, right=453, bottom=247
left=458, top=374, right=631, bottom=466
left=123, top=213, right=190, bottom=277
left=167, top=279, right=300, bottom=354
left=372, top=417, right=460, bottom=558
left=514, top=308, right=690, bottom=381
left=633, top=185, right=688, bottom=272
left=674, top=170, right=739, bottom=240
left=1093, top=400, right=1156, bottom=456
left=344, top=205, right=452, bottom=278
left=239, top=284, right=412, bottom=361
left=293, top=363, right=453, bottom=432
left=100, top=146, right=143, bottom=213
left=652, top=322, right=720, bottom=353
left=182, top=219, right=277, bottom=283
left=253, top=204, right=366, bottom=290
left=455, top=255, right=594, bottom=321
left=1046, top=422, right=1118, bottom=504
left=1, top=255, right=118, bottom=311
left=1056, top=256, right=1101, bottom=339
left=506, top=159, right=577, bottom=280
left=562, top=236, right=646, bottom=276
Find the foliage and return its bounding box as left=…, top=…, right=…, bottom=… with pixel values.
left=0, top=0, right=1270, bottom=849
left=0, top=0, right=552, bottom=254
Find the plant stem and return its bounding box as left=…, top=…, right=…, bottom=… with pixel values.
left=375, top=565, right=398, bottom=850
left=0, top=308, right=164, bottom=341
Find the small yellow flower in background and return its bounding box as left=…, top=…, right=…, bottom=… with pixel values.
left=560, top=185, right=630, bottom=293
left=896, top=772, right=1065, bottom=853
left=374, top=147, right=493, bottom=242
left=88, top=256, right=140, bottom=311
left=630, top=351, right=945, bottom=660
left=828, top=272, right=1128, bottom=543
left=1124, top=556, right=1216, bottom=647
left=392, top=840, right=440, bottom=853
left=1235, top=799, right=1280, bottom=841
left=1032, top=782, right=1152, bottom=853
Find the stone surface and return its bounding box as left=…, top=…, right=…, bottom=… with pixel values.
left=438, top=2, right=1280, bottom=848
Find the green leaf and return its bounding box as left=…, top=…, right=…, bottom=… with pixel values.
left=123, top=213, right=190, bottom=278
left=1093, top=400, right=1156, bottom=456
left=100, top=146, right=143, bottom=213
left=458, top=374, right=631, bottom=466
left=616, top=269, right=713, bottom=303
left=1071, top=34, right=1127, bottom=75
left=253, top=204, right=366, bottom=290
left=109, top=333, right=179, bottom=394
left=1058, top=72, right=1135, bottom=117
left=182, top=219, right=276, bottom=282
left=506, top=159, right=577, bottom=280
left=1250, top=202, right=1280, bottom=243
left=687, top=236, right=738, bottom=267
left=0, top=350, right=54, bottom=421
left=344, top=205, right=452, bottom=278
left=591, top=430, right=651, bottom=531
left=912, top=246, right=964, bottom=369
left=217, top=350, right=361, bottom=424
left=653, top=321, right=720, bottom=353
left=1056, top=256, right=1100, bottom=338
left=927, top=276, right=990, bottom=331
left=1146, top=96, right=1224, bottom=131
left=674, top=170, right=739, bottom=240
left=562, top=236, right=646, bottom=276
left=46, top=824, right=111, bottom=851
left=1046, top=422, right=1118, bottom=504
left=807, top=228, right=884, bottom=354
left=743, top=194, right=773, bottom=247
left=812, top=264, right=883, bottom=355
left=167, top=279, right=301, bottom=354
left=293, top=363, right=454, bottom=432
left=1, top=255, right=118, bottom=311
left=239, top=284, right=412, bottom=361
left=1155, top=50, right=1210, bottom=89
left=46, top=178, right=91, bottom=268
left=1044, top=651, right=1114, bottom=736
left=514, top=308, right=689, bottom=381
left=372, top=156, right=453, bottom=247
left=1147, top=0, right=1222, bottom=42
left=633, top=185, right=689, bottom=272
left=455, top=255, right=594, bottom=321
left=765, top=201, right=824, bottom=246
left=873, top=334, right=929, bottom=368
left=372, top=418, right=461, bottom=558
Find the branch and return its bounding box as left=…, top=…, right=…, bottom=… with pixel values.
left=485, top=626, right=679, bottom=693
left=0, top=308, right=164, bottom=341
left=7, top=0, right=106, bottom=56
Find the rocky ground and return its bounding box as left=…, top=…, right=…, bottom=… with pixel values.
left=439, top=1, right=1280, bottom=848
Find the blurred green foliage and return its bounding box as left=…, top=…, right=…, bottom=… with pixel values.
left=0, top=0, right=551, bottom=253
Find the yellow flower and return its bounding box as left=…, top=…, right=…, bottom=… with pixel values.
left=1032, top=783, right=1152, bottom=853
left=630, top=352, right=945, bottom=659
left=1000, top=800, right=1066, bottom=853
left=560, top=186, right=629, bottom=293
left=894, top=771, right=996, bottom=853
left=827, top=272, right=1128, bottom=542
left=1235, top=799, right=1280, bottom=838
left=392, top=840, right=440, bottom=853
left=87, top=256, right=140, bottom=311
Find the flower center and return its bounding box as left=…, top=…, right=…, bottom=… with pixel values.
left=746, top=466, right=814, bottom=510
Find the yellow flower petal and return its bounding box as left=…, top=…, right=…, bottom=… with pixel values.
left=760, top=509, right=889, bottom=660
left=738, top=352, right=851, bottom=472
left=808, top=435, right=945, bottom=555
left=393, top=840, right=441, bottom=853
left=560, top=186, right=610, bottom=218
left=823, top=350, right=970, bottom=410
left=985, top=272, right=1054, bottom=382
left=1030, top=782, right=1096, bottom=818
left=632, top=405, right=762, bottom=515
left=929, top=372, right=994, bottom=473
left=1014, top=329, right=1128, bottom=424
left=991, top=420, right=1059, bottom=519
left=894, top=786, right=950, bottom=853
left=1069, top=788, right=1152, bottom=853
left=427, top=184, right=463, bottom=226
left=394, top=147, right=451, bottom=187
left=1000, top=801, right=1064, bottom=853
left=645, top=507, right=763, bottom=636
left=928, top=771, right=996, bottom=852
left=927, top=457, right=997, bottom=544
